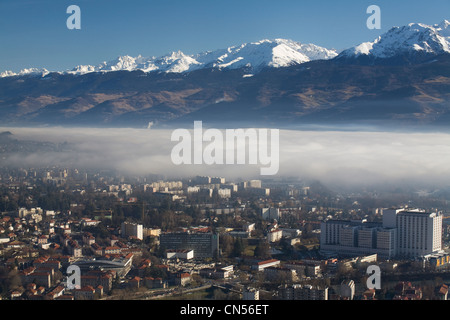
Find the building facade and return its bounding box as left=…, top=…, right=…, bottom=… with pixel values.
left=121, top=222, right=143, bottom=240
left=395, top=210, right=442, bottom=258
left=278, top=284, right=328, bottom=300
left=320, top=220, right=396, bottom=259
left=320, top=208, right=443, bottom=259
left=160, top=231, right=219, bottom=259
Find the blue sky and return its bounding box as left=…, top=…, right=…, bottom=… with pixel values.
left=1, top=0, right=449, bottom=73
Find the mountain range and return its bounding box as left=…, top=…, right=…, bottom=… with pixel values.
left=1, top=20, right=450, bottom=129
left=1, top=39, right=339, bottom=78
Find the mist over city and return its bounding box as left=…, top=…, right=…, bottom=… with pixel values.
left=2, top=126, right=450, bottom=191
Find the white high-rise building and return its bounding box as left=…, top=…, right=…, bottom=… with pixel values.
left=261, top=208, right=280, bottom=221
left=396, top=210, right=442, bottom=258
left=382, top=208, right=408, bottom=228
left=382, top=208, right=423, bottom=228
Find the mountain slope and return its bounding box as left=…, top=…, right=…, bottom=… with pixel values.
left=1, top=54, right=449, bottom=129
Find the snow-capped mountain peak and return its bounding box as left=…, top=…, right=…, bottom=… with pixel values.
left=339, top=20, right=450, bottom=61
left=195, top=39, right=337, bottom=71
left=0, top=39, right=338, bottom=78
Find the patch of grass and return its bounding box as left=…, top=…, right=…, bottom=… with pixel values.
left=243, top=245, right=256, bottom=257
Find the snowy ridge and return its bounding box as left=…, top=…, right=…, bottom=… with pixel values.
left=339, top=20, right=450, bottom=59
left=0, top=68, right=50, bottom=78
left=194, top=39, right=337, bottom=70
left=4, top=19, right=450, bottom=78
left=0, top=39, right=337, bottom=78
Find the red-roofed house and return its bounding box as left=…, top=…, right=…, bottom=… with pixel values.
left=144, top=277, right=167, bottom=289
left=83, top=232, right=95, bottom=246
left=129, top=276, right=141, bottom=289
left=46, top=285, right=65, bottom=300
left=91, top=243, right=103, bottom=256
left=175, top=272, right=191, bottom=287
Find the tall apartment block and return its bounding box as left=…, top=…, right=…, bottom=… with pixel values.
left=384, top=208, right=442, bottom=258
left=121, top=222, right=143, bottom=240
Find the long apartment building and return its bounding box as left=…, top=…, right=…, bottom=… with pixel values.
left=159, top=230, right=219, bottom=259
left=278, top=284, right=328, bottom=300
left=320, top=208, right=443, bottom=259
left=320, top=220, right=397, bottom=259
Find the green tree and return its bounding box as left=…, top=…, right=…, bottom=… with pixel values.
left=232, top=238, right=245, bottom=258
left=254, top=241, right=271, bottom=259
left=144, top=265, right=169, bottom=280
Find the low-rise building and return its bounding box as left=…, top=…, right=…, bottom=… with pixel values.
left=393, top=282, right=422, bottom=300
left=46, top=286, right=65, bottom=300
left=252, top=259, right=280, bottom=271
left=264, top=267, right=296, bottom=282
left=91, top=243, right=103, bottom=256
left=103, top=246, right=120, bottom=255
left=243, top=287, right=259, bottom=300
left=144, top=277, right=167, bottom=289
left=278, top=284, right=328, bottom=300
left=340, top=280, right=355, bottom=300
left=80, top=270, right=114, bottom=292
left=267, top=229, right=283, bottom=243
left=199, top=266, right=233, bottom=279
left=129, top=276, right=141, bottom=289
left=166, top=249, right=194, bottom=260
left=175, top=272, right=191, bottom=286
left=83, top=232, right=95, bottom=246
left=74, top=286, right=95, bottom=300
